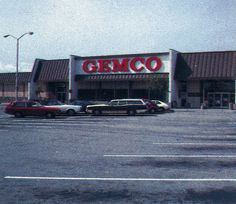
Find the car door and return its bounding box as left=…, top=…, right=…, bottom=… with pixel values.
left=118, top=100, right=127, bottom=113
left=108, top=100, right=119, bottom=113
left=26, top=102, right=37, bottom=116
left=14, top=102, right=27, bottom=115
left=26, top=102, right=43, bottom=116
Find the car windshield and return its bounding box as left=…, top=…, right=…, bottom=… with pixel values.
left=109, top=101, right=118, bottom=106
left=57, top=101, right=64, bottom=105
left=47, top=100, right=64, bottom=105
left=32, top=102, right=42, bottom=107
left=71, top=100, right=88, bottom=105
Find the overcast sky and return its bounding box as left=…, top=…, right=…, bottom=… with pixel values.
left=0, top=0, right=236, bottom=72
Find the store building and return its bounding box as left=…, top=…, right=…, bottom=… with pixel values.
left=69, top=49, right=178, bottom=105
left=1, top=49, right=235, bottom=108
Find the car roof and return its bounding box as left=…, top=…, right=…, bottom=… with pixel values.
left=111, top=99, right=143, bottom=101
left=13, top=100, right=37, bottom=103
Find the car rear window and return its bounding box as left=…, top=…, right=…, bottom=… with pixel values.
left=118, top=101, right=127, bottom=105
left=14, top=102, right=26, bottom=107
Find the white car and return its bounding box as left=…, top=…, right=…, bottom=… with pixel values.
left=152, top=100, right=170, bottom=112
left=44, top=100, right=82, bottom=116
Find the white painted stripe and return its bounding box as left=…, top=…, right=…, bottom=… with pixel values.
left=4, top=176, right=236, bottom=182
left=104, top=155, right=236, bottom=158
left=153, top=143, right=236, bottom=146
left=182, top=135, right=236, bottom=138
left=1, top=122, right=89, bottom=126
left=0, top=124, right=93, bottom=128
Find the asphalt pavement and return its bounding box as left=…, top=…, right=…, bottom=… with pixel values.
left=1, top=108, right=236, bottom=203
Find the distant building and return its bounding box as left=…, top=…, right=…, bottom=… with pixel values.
left=0, top=72, right=31, bottom=102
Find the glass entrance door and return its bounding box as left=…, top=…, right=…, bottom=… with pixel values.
left=207, top=92, right=233, bottom=108
left=214, top=94, right=221, bottom=107
left=222, top=94, right=230, bottom=107
left=55, top=83, right=67, bottom=103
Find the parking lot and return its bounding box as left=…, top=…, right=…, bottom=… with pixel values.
left=1, top=107, right=236, bottom=203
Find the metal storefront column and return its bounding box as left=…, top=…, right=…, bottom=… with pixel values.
left=128, top=81, right=132, bottom=98
left=235, top=80, right=236, bottom=104
left=99, top=81, right=102, bottom=100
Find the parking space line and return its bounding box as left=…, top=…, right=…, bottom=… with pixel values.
left=153, top=143, right=236, bottom=146
left=4, top=176, right=236, bottom=182
left=104, top=154, right=236, bottom=158
left=155, top=135, right=236, bottom=139
left=182, top=135, right=236, bottom=138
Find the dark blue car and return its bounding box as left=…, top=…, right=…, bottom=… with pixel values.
left=70, top=100, right=95, bottom=113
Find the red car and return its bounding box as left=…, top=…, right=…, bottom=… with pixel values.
left=5, top=101, right=61, bottom=118
left=142, top=99, right=159, bottom=113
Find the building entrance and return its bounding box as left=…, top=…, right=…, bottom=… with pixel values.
left=48, top=82, right=67, bottom=103
left=207, top=92, right=235, bottom=108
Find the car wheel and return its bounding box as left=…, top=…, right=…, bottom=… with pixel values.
left=93, top=109, right=101, bottom=116
left=46, top=112, right=55, bottom=119
left=149, top=108, right=156, bottom=114
left=127, top=109, right=136, bottom=116
left=158, top=107, right=165, bottom=112
left=15, top=112, right=23, bottom=118
left=67, top=109, right=76, bottom=116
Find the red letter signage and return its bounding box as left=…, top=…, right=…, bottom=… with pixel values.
left=146, top=57, right=162, bottom=71
left=82, top=60, right=97, bottom=73
left=130, top=57, right=145, bottom=72
left=82, top=56, right=162, bottom=74
left=112, top=58, right=129, bottom=72
left=97, top=60, right=111, bottom=73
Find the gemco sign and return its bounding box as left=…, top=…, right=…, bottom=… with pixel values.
left=80, top=56, right=163, bottom=74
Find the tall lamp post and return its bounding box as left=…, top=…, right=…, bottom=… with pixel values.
left=3, top=32, right=34, bottom=101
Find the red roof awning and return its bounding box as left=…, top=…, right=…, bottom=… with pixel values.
left=175, top=51, right=236, bottom=80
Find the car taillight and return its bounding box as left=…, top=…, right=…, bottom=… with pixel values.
left=6, top=104, right=12, bottom=108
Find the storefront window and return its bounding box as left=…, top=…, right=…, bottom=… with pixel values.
left=77, top=78, right=169, bottom=101
left=132, top=89, right=148, bottom=99
left=149, top=78, right=168, bottom=101
left=203, top=81, right=235, bottom=108
left=115, top=89, right=128, bottom=99
left=78, top=89, right=96, bottom=100
left=100, top=89, right=114, bottom=100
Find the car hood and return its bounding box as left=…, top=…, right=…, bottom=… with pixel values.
left=45, top=105, right=81, bottom=110
left=87, top=104, right=108, bottom=108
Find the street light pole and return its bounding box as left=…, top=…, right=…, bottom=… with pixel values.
left=3, top=32, right=34, bottom=101
left=16, top=39, right=19, bottom=101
